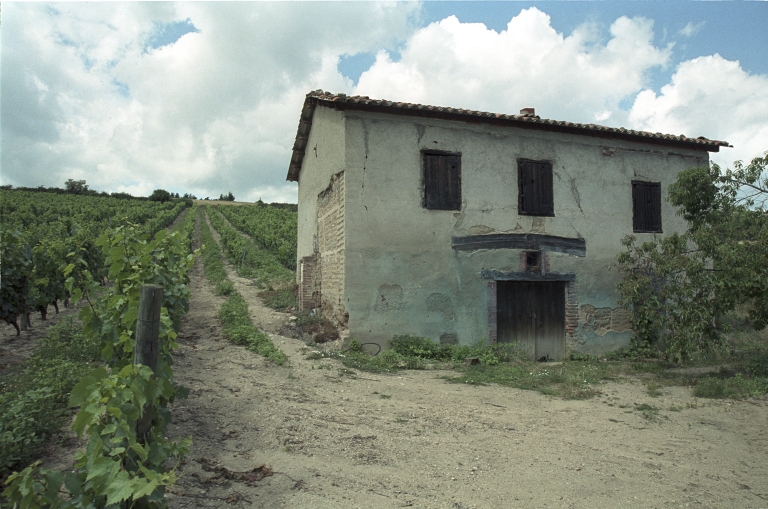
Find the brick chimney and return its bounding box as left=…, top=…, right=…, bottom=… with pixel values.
left=520, top=107, right=535, bottom=116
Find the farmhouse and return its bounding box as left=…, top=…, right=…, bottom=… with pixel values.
left=287, top=90, right=730, bottom=359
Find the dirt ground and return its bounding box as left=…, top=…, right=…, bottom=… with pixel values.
left=4, top=230, right=768, bottom=508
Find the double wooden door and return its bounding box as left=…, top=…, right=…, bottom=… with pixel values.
left=497, top=281, right=566, bottom=361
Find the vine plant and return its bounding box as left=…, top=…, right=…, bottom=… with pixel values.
left=3, top=223, right=197, bottom=508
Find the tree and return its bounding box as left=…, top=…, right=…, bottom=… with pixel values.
left=616, top=152, right=768, bottom=363
left=218, top=192, right=235, bottom=201
left=148, top=189, right=172, bottom=202
left=65, top=179, right=89, bottom=194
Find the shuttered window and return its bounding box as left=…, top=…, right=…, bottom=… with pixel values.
left=632, top=181, right=662, bottom=233
left=424, top=153, right=461, bottom=210
left=518, top=160, right=554, bottom=216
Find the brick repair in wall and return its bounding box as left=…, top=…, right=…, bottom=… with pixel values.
left=314, top=171, right=347, bottom=324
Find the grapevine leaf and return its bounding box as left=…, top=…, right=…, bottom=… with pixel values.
left=69, top=368, right=108, bottom=407
left=104, top=469, right=134, bottom=505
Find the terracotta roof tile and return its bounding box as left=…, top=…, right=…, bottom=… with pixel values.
left=287, top=90, right=731, bottom=181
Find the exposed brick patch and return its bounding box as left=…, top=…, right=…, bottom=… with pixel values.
left=487, top=281, right=497, bottom=344
left=298, top=255, right=318, bottom=312
left=316, top=171, right=346, bottom=322
left=565, top=280, right=579, bottom=347
left=580, top=304, right=632, bottom=336
left=518, top=252, right=527, bottom=272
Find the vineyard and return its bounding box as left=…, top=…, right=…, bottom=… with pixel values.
left=0, top=190, right=188, bottom=335
left=0, top=191, right=297, bottom=507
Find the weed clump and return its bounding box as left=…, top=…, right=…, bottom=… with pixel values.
left=0, top=318, right=101, bottom=477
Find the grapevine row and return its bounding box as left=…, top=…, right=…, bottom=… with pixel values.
left=0, top=190, right=190, bottom=335
left=4, top=210, right=198, bottom=507
left=206, top=206, right=294, bottom=290
left=215, top=203, right=297, bottom=270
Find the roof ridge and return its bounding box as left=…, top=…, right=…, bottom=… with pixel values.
left=304, top=89, right=731, bottom=147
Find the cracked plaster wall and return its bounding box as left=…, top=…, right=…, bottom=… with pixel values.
left=298, top=106, right=708, bottom=352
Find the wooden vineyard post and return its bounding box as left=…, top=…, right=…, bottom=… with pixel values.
left=135, top=284, right=163, bottom=443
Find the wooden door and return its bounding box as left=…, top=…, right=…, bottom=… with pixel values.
left=497, top=281, right=566, bottom=360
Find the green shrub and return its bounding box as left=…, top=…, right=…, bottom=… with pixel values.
left=391, top=335, right=443, bottom=359
left=746, top=352, right=768, bottom=378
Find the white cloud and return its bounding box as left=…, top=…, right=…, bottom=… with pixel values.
left=628, top=54, right=768, bottom=167
left=354, top=8, right=671, bottom=123
left=3, top=4, right=766, bottom=203
left=1, top=2, right=420, bottom=200
left=679, top=21, right=705, bottom=38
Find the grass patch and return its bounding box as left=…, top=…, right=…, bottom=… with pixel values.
left=259, top=288, right=298, bottom=311
left=447, top=361, right=615, bottom=399
left=692, top=373, right=768, bottom=399
left=218, top=294, right=287, bottom=365
left=306, top=325, right=768, bottom=401
left=646, top=381, right=661, bottom=397
left=199, top=207, right=227, bottom=284
left=215, top=279, right=236, bottom=296
left=0, top=318, right=101, bottom=478
left=635, top=403, right=661, bottom=421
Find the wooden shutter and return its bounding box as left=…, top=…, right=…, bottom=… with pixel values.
left=424, top=153, right=461, bottom=210
left=518, top=160, right=554, bottom=216
left=632, top=181, right=662, bottom=233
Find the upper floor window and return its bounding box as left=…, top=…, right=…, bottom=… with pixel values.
left=632, top=181, right=662, bottom=233
left=423, top=152, right=461, bottom=210
left=518, top=160, right=554, bottom=216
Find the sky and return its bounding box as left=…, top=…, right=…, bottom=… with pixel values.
left=2, top=2, right=767, bottom=203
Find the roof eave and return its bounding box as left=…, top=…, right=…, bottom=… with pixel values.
left=318, top=98, right=729, bottom=153
left=286, top=97, right=318, bottom=182
left=286, top=92, right=731, bottom=181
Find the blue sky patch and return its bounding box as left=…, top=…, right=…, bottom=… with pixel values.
left=146, top=18, right=199, bottom=51
left=338, top=52, right=377, bottom=85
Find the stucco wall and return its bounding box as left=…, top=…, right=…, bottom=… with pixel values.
left=337, top=109, right=709, bottom=354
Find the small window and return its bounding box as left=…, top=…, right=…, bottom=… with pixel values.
left=518, top=160, right=554, bottom=216
left=423, top=153, right=461, bottom=210
left=632, top=181, right=662, bottom=233
left=525, top=251, right=541, bottom=272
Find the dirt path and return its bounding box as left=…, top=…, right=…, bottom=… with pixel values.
left=166, top=217, right=768, bottom=508
left=0, top=302, right=84, bottom=369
